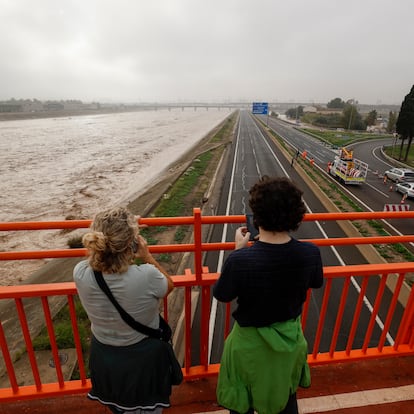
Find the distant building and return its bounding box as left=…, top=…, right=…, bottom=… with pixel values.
left=21, top=101, right=43, bottom=112
left=303, top=105, right=318, bottom=113
left=367, top=117, right=388, bottom=133
left=81, top=102, right=101, bottom=110
left=60, top=100, right=87, bottom=110
left=0, top=103, right=23, bottom=112
left=0, top=99, right=107, bottom=114
left=43, top=102, right=65, bottom=111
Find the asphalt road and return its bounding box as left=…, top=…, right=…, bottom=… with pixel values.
left=265, top=116, right=414, bottom=238
left=200, top=110, right=403, bottom=364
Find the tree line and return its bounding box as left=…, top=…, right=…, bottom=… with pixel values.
left=285, top=98, right=397, bottom=133
left=283, top=85, right=414, bottom=162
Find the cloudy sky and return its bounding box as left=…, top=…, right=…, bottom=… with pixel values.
left=1, top=0, right=413, bottom=105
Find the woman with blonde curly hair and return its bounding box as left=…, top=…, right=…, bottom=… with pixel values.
left=74, top=207, right=175, bottom=414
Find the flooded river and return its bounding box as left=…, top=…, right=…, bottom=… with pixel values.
left=0, top=108, right=230, bottom=284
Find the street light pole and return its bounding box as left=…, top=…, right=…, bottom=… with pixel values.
left=347, top=98, right=358, bottom=130
left=348, top=105, right=354, bottom=130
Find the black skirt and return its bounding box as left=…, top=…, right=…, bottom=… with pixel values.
left=88, top=336, right=177, bottom=412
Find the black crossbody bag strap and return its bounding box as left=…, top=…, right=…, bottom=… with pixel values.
left=93, top=270, right=163, bottom=339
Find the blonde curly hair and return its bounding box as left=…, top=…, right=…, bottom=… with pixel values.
left=82, top=207, right=139, bottom=274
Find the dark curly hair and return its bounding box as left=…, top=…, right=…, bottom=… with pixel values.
left=248, top=176, right=306, bottom=232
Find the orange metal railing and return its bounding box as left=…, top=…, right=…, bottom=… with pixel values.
left=1, top=209, right=414, bottom=402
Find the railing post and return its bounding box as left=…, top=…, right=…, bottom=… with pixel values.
left=200, top=280, right=211, bottom=369
left=193, top=208, right=203, bottom=282
left=67, top=295, right=88, bottom=384
left=395, top=284, right=414, bottom=349
left=41, top=297, right=65, bottom=386
left=0, top=322, right=18, bottom=393
left=312, top=278, right=332, bottom=360
left=15, top=298, right=42, bottom=391
left=184, top=272, right=193, bottom=374
left=192, top=208, right=213, bottom=370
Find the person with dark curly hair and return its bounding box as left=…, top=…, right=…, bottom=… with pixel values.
left=213, top=176, right=324, bottom=414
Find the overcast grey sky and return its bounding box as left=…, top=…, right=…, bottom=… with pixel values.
left=1, top=0, right=413, bottom=105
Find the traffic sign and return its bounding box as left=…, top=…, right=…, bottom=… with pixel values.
left=252, top=102, right=268, bottom=115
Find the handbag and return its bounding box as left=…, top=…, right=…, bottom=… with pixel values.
left=93, top=270, right=172, bottom=341
left=93, top=270, right=183, bottom=385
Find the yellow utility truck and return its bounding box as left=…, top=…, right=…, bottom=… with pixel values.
left=328, top=148, right=368, bottom=185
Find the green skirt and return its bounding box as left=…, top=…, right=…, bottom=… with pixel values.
left=217, top=317, right=310, bottom=414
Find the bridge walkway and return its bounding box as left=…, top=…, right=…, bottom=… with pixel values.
left=1, top=355, right=413, bottom=413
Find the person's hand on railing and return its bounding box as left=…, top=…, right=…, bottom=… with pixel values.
left=135, top=215, right=148, bottom=230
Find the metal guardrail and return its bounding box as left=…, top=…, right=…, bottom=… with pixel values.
left=0, top=209, right=414, bottom=402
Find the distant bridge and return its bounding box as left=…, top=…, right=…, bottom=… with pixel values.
left=118, top=101, right=311, bottom=113
left=124, top=102, right=400, bottom=115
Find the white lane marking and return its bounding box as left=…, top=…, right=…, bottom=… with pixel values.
left=208, top=114, right=395, bottom=362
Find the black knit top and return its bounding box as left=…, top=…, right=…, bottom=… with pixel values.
left=213, top=239, right=324, bottom=327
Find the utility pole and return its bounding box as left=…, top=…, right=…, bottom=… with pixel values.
left=348, top=105, right=354, bottom=130
left=347, top=99, right=357, bottom=130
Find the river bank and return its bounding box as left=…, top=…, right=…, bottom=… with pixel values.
left=0, top=107, right=149, bottom=122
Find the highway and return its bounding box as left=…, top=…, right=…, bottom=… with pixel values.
left=192, top=110, right=403, bottom=365
left=264, top=115, right=414, bottom=238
